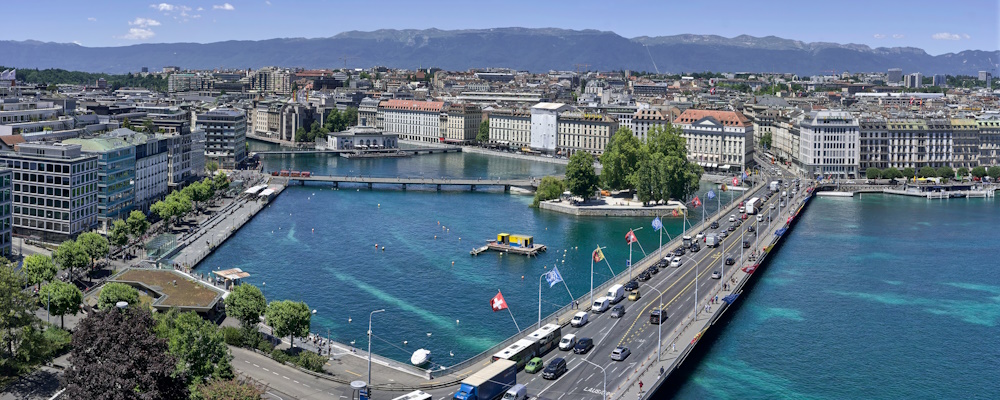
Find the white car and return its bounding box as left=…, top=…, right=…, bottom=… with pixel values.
left=756, top=214, right=764, bottom=222
left=711, top=271, right=722, bottom=279
left=670, top=258, right=682, bottom=268
left=770, top=204, right=776, bottom=210
left=558, top=334, right=577, bottom=351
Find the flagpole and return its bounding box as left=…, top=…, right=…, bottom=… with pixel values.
left=508, top=306, right=521, bottom=332
left=560, top=276, right=573, bottom=304
left=538, top=273, right=544, bottom=329
left=590, top=252, right=595, bottom=311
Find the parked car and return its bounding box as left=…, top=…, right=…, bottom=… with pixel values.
left=610, top=304, right=625, bottom=318
left=525, top=357, right=544, bottom=374
left=647, top=265, right=659, bottom=275
left=542, top=357, right=567, bottom=380
left=610, top=346, right=631, bottom=361
left=573, top=338, right=594, bottom=354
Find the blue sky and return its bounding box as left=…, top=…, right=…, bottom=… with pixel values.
left=6, top=0, right=998, bottom=55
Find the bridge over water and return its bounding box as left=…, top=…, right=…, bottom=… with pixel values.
left=281, top=175, right=542, bottom=191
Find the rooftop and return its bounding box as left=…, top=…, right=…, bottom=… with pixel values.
left=674, top=109, right=752, bottom=127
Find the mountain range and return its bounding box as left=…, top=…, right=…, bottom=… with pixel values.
left=2, top=28, right=997, bottom=76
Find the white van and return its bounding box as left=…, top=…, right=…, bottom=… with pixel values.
left=558, top=334, right=577, bottom=350
left=392, top=390, right=433, bottom=400
left=606, top=284, right=625, bottom=304
left=591, top=297, right=610, bottom=313
left=571, top=311, right=589, bottom=327
left=502, top=384, right=527, bottom=400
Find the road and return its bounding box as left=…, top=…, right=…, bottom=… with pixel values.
left=416, top=166, right=803, bottom=400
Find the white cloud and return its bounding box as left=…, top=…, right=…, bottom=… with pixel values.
left=892, top=34, right=905, bottom=39
left=120, top=28, right=156, bottom=40
left=87, top=17, right=97, bottom=22
left=963, top=33, right=971, bottom=39
left=197, top=6, right=204, bottom=10
left=873, top=34, right=886, bottom=39
left=213, top=3, right=235, bottom=10
left=72, top=40, right=82, bottom=45
left=151, top=3, right=176, bottom=11
left=129, top=17, right=161, bottom=28
left=265, top=0, right=271, bottom=5
left=932, top=32, right=962, bottom=40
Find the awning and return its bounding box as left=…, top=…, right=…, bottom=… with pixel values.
left=213, top=268, right=250, bottom=281
left=244, top=185, right=266, bottom=195
left=259, top=188, right=276, bottom=197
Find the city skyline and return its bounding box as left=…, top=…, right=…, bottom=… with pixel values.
left=3, top=0, right=998, bottom=55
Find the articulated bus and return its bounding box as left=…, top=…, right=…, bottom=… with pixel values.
left=492, top=339, right=539, bottom=370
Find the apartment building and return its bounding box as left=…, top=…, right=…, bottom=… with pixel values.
left=529, top=102, right=570, bottom=154
left=487, top=109, right=531, bottom=150
left=859, top=117, right=889, bottom=172
left=951, top=119, right=980, bottom=169
left=196, top=108, right=247, bottom=169
left=62, top=137, right=136, bottom=231
left=0, top=169, right=10, bottom=257
left=0, top=143, right=98, bottom=241
left=978, top=115, right=1000, bottom=166
left=555, top=112, right=618, bottom=157
left=632, top=109, right=668, bottom=142
left=441, top=103, right=482, bottom=144
left=674, top=109, right=755, bottom=171
left=130, top=132, right=170, bottom=212
left=798, top=110, right=860, bottom=179
left=380, top=100, right=445, bottom=143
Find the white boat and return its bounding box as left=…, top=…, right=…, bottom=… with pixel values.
left=410, top=349, right=431, bottom=367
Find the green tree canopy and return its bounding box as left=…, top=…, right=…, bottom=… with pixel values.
left=225, top=284, right=267, bottom=332
left=957, top=167, right=969, bottom=177
left=196, top=376, right=266, bottom=400
left=39, top=281, right=83, bottom=329
left=760, top=132, right=773, bottom=150
left=126, top=210, right=150, bottom=239
left=477, top=119, right=490, bottom=143
left=866, top=168, right=882, bottom=179
left=206, top=161, right=220, bottom=173
left=213, top=172, right=230, bottom=191
left=600, top=128, right=642, bottom=190
left=531, top=176, right=565, bottom=207
left=0, top=257, right=36, bottom=367
left=155, top=309, right=233, bottom=385
left=902, top=167, right=916, bottom=179
left=971, top=166, right=987, bottom=178
left=65, top=307, right=188, bottom=399
left=97, top=282, right=140, bottom=310
left=53, top=240, right=89, bottom=283
left=109, top=219, right=130, bottom=249
left=937, top=166, right=954, bottom=180
left=918, top=166, right=937, bottom=178
left=565, top=151, right=599, bottom=198
left=22, top=254, right=57, bottom=290
left=265, top=300, right=311, bottom=348
left=76, top=232, right=109, bottom=270
left=883, top=167, right=903, bottom=179
left=988, top=166, right=1000, bottom=180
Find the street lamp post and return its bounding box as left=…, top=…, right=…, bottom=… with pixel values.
left=262, top=281, right=266, bottom=298
left=368, top=309, right=386, bottom=392
left=628, top=226, right=644, bottom=280
left=581, top=359, right=607, bottom=400
left=644, top=284, right=664, bottom=361
left=538, top=272, right=546, bottom=329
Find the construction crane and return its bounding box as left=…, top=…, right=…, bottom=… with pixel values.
left=574, top=63, right=590, bottom=75
left=339, top=55, right=358, bottom=71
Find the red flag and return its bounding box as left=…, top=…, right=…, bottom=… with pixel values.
left=692, top=196, right=702, bottom=208
left=592, top=247, right=605, bottom=263
left=490, top=291, right=508, bottom=312
left=732, top=176, right=739, bottom=185
left=625, top=230, right=637, bottom=244
left=671, top=209, right=679, bottom=217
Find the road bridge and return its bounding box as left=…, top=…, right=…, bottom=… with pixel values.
left=282, top=175, right=541, bottom=191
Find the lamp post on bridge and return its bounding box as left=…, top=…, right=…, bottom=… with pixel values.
left=367, top=309, right=386, bottom=392
left=644, top=283, right=665, bottom=361
left=581, top=359, right=607, bottom=400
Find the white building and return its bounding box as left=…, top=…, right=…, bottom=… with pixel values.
left=798, top=110, right=860, bottom=179
left=487, top=109, right=531, bottom=150
left=323, top=126, right=399, bottom=150
left=673, top=109, right=755, bottom=171
left=380, top=100, right=445, bottom=143
left=632, top=109, right=668, bottom=142
left=530, top=102, right=569, bottom=154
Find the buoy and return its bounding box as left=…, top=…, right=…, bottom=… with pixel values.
left=451, top=261, right=455, bottom=266
left=427, top=332, right=432, bottom=337
left=521, top=275, right=524, bottom=280
left=375, top=243, right=378, bottom=248
left=450, top=351, right=455, bottom=357
left=348, top=317, right=352, bottom=323
left=378, top=203, right=381, bottom=207
left=456, top=319, right=460, bottom=325
left=382, top=246, right=385, bottom=251
left=312, top=228, right=314, bottom=233
left=403, top=340, right=408, bottom=345
left=459, top=237, right=461, bottom=241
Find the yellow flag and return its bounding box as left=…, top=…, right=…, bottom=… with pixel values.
left=592, top=247, right=605, bottom=263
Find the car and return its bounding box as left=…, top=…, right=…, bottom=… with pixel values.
left=670, top=258, right=682, bottom=267
left=610, top=346, right=631, bottom=361
left=725, top=256, right=735, bottom=265
left=558, top=334, right=577, bottom=351
left=711, top=271, right=722, bottom=279
left=610, top=304, right=625, bottom=318
left=690, top=243, right=701, bottom=253
left=719, top=230, right=728, bottom=238
left=649, top=309, right=666, bottom=324
left=637, top=271, right=651, bottom=281
left=728, top=224, right=737, bottom=232
left=729, top=215, right=737, bottom=222
left=738, top=207, right=745, bottom=213
left=624, top=280, right=639, bottom=291
left=710, top=221, right=719, bottom=229
left=542, top=357, right=567, bottom=380
left=748, top=225, right=755, bottom=233
left=647, top=265, right=659, bottom=275
left=757, top=214, right=764, bottom=222
left=780, top=201, right=785, bottom=207
left=525, top=357, right=544, bottom=374
left=663, top=254, right=674, bottom=263
left=573, top=338, right=594, bottom=354
left=674, top=247, right=686, bottom=256
left=743, top=239, right=751, bottom=248
left=741, top=213, right=749, bottom=220
left=695, top=233, right=705, bottom=241
left=628, top=289, right=641, bottom=301
left=570, top=311, right=589, bottom=327
left=655, top=260, right=667, bottom=269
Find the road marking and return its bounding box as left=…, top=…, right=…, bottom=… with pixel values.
left=262, top=367, right=269, bottom=372
left=272, top=371, right=279, bottom=375
left=344, top=369, right=362, bottom=377
left=293, top=380, right=299, bottom=384
left=303, top=384, right=310, bottom=388
left=244, top=360, right=250, bottom=364
left=253, top=364, right=259, bottom=368
left=282, top=375, right=289, bottom=380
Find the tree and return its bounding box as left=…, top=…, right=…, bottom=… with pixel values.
left=213, top=172, right=230, bottom=191
left=53, top=240, right=89, bottom=283
left=109, top=219, right=130, bottom=250
left=866, top=167, right=882, bottom=180
left=565, top=151, right=599, bottom=198
left=760, top=132, right=773, bottom=150
left=476, top=119, right=490, bottom=144
left=600, top=127, right=642, bottom=190
left=65, top=307, right=189, bottom=399
left=295, top=127, right=309, bottom=142
left=918, top=166, right=937, bottom=178
left=0, top=258, right=35, bottom=369
left=97, top=282, right=140, bottom=310
left=225, top=284, right=267, bottom=332
left=155, top=310, right=233, bottom=385
left=206, top=161, right=219, bottom=173
left=531, top=176, right=565, bottom=207
left=937, top=166, right=954, bottom=180
left=126, top=210, right=150, bottom=240
left=22, top=254, right=57, bottom=291
left=971, top=166, right=987, bottom=178
left=883, top=167, right=902, bottom=180
left=988, top=166, right=1000, bottom=180
left=196, top=376, right=266, bottom=400
left=265, top=300, right=311, bottom=348
left=902, top=167, right=916, bottom=179
left=958, top=167, right=969, bottom=178
left=77, top=232, right=109, bottom=271
left=39, top=281, right=82, bottom=329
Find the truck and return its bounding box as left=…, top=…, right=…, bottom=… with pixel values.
left=770, top=181, right=779, bottom=192
left=453, top=359, right=517, bottom=400
left=746, top=197, right=760, bottom=215
left=705, top=234, right=719, bottom=248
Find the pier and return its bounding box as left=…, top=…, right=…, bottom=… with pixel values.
left=282, top=174, right=541, bottom=191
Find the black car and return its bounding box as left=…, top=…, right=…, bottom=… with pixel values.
left=747, top=225, right=755, bottom=233
left=674, top=247, right=686, bottom=256
left=637, top=271, right=651, bottom=281
left=725, top=256, right=735, bottom=265
left=573, top=338, right=594, bottom=354
left=743, top=239, right=751, bottom=248
left=542, top=357, right=567, bottom=380
left=610, top=304, right=625, bottom=318
left=690, top=243, right=701, bottom=253
left=710, top=221, right=719, bottom=229
left=728, top=224, right=736, bottom=232
left=623, top=280, right=639, bottom=291
left=655, top=260, right=667, bottom=269
left=647, top=265, right=659, bottom=275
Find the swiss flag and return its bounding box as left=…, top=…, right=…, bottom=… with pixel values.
left=692, top=196, right=702, bottom=208
left=732, top=176, right=739, bottom=186
left=490, top=291, right=508, bottom=312
left=625, top=230, right=638, bottom=244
